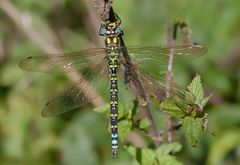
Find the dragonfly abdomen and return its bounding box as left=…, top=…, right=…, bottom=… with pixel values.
left=107, top=35, right=120, bottom=158
left=110, top=77, right=118, bottom=157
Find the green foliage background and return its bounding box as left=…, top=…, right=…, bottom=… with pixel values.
left=0, top=0, right=240, bottom=164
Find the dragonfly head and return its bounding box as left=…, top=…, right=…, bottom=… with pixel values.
left=99, top=22, right=122, bottom=37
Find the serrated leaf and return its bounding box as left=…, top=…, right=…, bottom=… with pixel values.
left=184, top=91, right=196, bottom=104
left=125, top=146, right=136, bottom=157
left=187, top=74, right=204, bottom=105
left=139, top=119, right=150, bottom=129
left=118, top=120, right=132, bottom=140
left=141, top=148, right=156, bottom=165
left=160, top=99, right=186, bottom=119
left=124, top=101, right=136, bottom=119
left=158, top=155, right=183, bottom=165
left=181, top=117, right=203, bottom=146
left=125, top=147, right=156, bottom=165
left=93, top=104, right=109, bottom=114
left=171, top=94, right=188, bottom=110
left=156, top=142, right=182, bottom=157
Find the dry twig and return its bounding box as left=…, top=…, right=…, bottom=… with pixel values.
left=165, top=22, right=178, bottom=142
left=92, top=0, right=113, bottom=21
left=180, top=22, right=191, bottom=44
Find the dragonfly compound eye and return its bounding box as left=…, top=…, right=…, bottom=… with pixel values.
left=115, top=27, right=121, bottom=34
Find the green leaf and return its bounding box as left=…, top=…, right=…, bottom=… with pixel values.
left=184, top=91, right=196, bottom=104
left=156, top=143, right=182, bottom=165
left=156, top=142, right=182, bottom=156
left=118, top=120, right=132, bottom=140
left=126, top=100, right=138, bottom=119
left=181, top=117, right=203, bottom=146
left=125, top=146, right=136, bottom=157
left=141, top=148, right=157, bottom=165
left=187, top=74, right=204, bottom=105
left=158, top=155, right=183, bottom=165
left=93, top=104, right=109, bottom=114
left=139, top=119, right=151, bottom=129
left=125, top=147, right=156, bottom=165
left=170, top=94, right=189, bottom=110
left=160, top=99, right=186, bottom=119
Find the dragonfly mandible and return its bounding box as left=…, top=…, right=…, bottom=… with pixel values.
left=19, top=20, right=207, bottom=158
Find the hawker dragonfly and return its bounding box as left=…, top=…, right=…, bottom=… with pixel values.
left=19, top=20, right=207, bottom=158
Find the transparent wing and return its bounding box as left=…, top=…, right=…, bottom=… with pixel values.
left=116, top=42, right=207, bottom=102
left=41, top=57, right=109, bottom=117
left=136, top=68, right=186, bottom=101
left=120, top=61, right=191, bottom=103
left=19, top=48, right=106, bottom=73
left=119, top=42, right=207, bottom=66
left=19, top=43, right=207, bottom=73
left=128, top=68, right=196, bottom=116
left=138, top=69, right=199, bottom=116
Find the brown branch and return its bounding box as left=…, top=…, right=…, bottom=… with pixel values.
left=180, top=22, right=191, bottom=44
left=92, top=0, right=113, bottom=21
left=0, top=0, right=105, bottom=107
left=165, top=22, right=177, bottom=143
left=0, top=38, right=4, bottom=62
left=164, top=22, right=191, bottom=142
left=141, top=102, right=161, bottom=146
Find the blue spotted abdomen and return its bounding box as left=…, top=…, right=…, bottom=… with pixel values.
left=106, top=36, right=120, bottom=158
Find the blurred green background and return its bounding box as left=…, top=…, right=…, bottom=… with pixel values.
left=0, top=0, right=240, bottom=164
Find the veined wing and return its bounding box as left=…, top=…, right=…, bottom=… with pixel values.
left=41, top=57, right=109, bottom=117
left=136, top=68, right=186, bottom=100
left=119, top=42, right=207, bottom=66
left=121, top=60, right=191, bottom=102
left=19, top=48, right=106, bottom=73
left=135, top=70, right=203, bottom=117
left=129, top=68, right=197, bottom=117
left=117, top=42, right=207, bottom=99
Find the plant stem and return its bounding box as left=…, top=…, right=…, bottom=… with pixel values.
left=92, top=0, right=113, bottom=21
left=165, top=22, right=179, bottom=142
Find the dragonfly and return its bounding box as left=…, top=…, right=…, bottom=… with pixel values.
left=19, top=20, right=207, bottom=158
